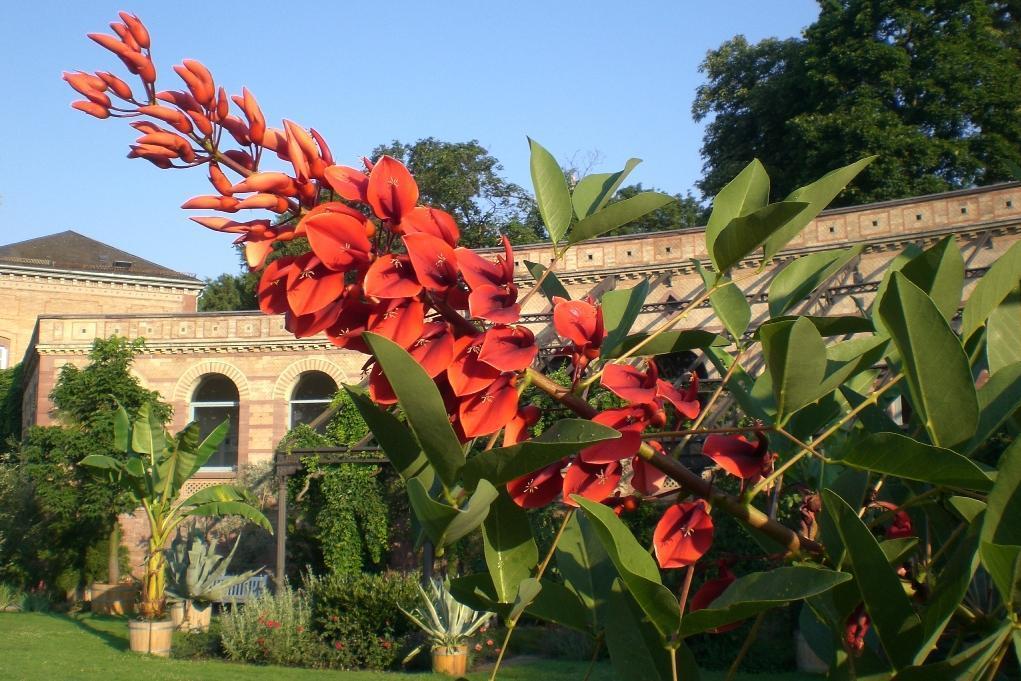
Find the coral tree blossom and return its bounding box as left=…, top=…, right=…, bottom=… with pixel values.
left=654, top=500, right=715, bottom=569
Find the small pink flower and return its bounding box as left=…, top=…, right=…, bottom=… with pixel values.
left=334, top=641, right=344, bottom=650
left=486, top=639, right=494, bottom=646
left=474, top=644, right=483, bottom=652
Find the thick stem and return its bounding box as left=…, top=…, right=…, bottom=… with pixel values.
left=107, top=522, right=120, bottom=584
left=526, top=369, right=822, bottom=556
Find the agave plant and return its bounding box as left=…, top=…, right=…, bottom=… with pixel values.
left=401, top=579, right=493, bottom=660
left=166, top=529, right=261, bottom=606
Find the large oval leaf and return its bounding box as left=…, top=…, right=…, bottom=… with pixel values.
left=572, top=158, right=641, bottom=219
left=898, top=235, right=964, bottom=323
left=523, top=260, right=570, bottom=302
left=363, top=332, right=464, bottom=489
left=601, top=279, right=650, bottom=356
left=711, top=201, right=809, bottom=272
left=760, top=316, right=827, bottom=423
left=877, top=272, right=979, bottom=449
left=568, top=191, right=674, bottom=245
left=837, top=432, right=993, bottom=492
left=705, top=158, right=770, bottom=258
left=961, top=361, right=1021, bottom=455
left=344, top=385, right=429, bottom=481
left=604, top=329, right=728, bottom=359
left=961, top=239, right=1021, bottom=341
left=528, top=138, right=573, bottom=244
left=981, top=437, right=1021, bottom=547
left=406, top=477, right=498, bottom=547
left=482, top=491, right=539, bottom=604
left=768, top=245, right=863, bottom=317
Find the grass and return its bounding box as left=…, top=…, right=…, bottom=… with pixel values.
left=0, top=612, right=818, bottom=681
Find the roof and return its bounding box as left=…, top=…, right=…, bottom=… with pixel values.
left=0, top=230, right=200, bottom=282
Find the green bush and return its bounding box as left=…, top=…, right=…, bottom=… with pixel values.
left=0, top=582, right=23, bottom=610
left=305, top=570, right=419, bottom=670
left=172, top=620, right=223, bottom=660
left=220, top=584, right=325, bottom=667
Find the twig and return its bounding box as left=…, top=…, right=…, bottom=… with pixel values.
left=725, top=612, right=766, bottom=681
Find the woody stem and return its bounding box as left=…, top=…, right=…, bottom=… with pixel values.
left=525, top=369, right=822, bottom=556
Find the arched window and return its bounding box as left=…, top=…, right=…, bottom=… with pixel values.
left=290, top=371, right=338, bottom=429
left=190, top=374, right=239, bottom=470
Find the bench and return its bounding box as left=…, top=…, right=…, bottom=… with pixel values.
left=213, top=574, right=268, bottom=605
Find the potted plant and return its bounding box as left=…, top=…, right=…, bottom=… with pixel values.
left=400, top=579, right=492, bottom=676
left=81, top=403, right=271, bottom=656
left=166, top=528, right=261, bottom=632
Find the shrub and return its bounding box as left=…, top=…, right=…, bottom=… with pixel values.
left=220, top=583, right=324, bottom=667
left=172, top=620, right=223, bottom=660
left=305, top=570, right=419, bottom=670
left=0, top=582, right=23, bottom=610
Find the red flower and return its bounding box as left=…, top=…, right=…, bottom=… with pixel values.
left=447, top=336, right=500, bottom=397
left=457, top=236, right=514, bottom=290
left=265, top=619, right=281, bottom=629
left=286, top=253, right=347, bottom=317
left=844, top=604, right=870, bottom=655
left=408, top=321, right=455, bottom=378
left=702, top=432, right=773, bottom=481
left=366, top=155, right=418, bottom=223
left=630, top=442, right=668, bottom=495
left=503, top=405, right=541, bottom=447
left=324, top=164, right=368, bottom=203
left=875, top=501, right=913, bottom=539
left=553, top=297, right=605, bottom=350
left=478, top=326, right=538, bottom=373
left=468, top=284, right=520, bottom=324
left=302, top=204, right=373, bottom=271
left=507, top=459, right=564, bottom=508
left=602, top=363, right=659, bottom=404
left=653, top=500, right=714, bottom=569
left=402, top=206, right=460, bottom=247
left=459, top=374, right=519, bottom=437
left=578, top=407, right=647, bottom=463
left=363, top=254, right=422, bottom=299
left=689, top=564, right=739, bottom=633
left=404, top=232, right=460, bottom=292
left=563, top=459, right=622, bottom=507
left=366, top=298, right=425, bottom=349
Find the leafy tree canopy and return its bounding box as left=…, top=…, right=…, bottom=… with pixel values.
left=693, top=0, right=1021, bottom=204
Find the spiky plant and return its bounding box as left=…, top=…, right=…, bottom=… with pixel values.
left=400, top=578, right=493, bottom=660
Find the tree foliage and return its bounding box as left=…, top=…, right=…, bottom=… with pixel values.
left=694, top=0, right=1021, bottom=203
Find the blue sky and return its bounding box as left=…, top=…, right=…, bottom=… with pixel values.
left=0, top=1, right=819, bottom=279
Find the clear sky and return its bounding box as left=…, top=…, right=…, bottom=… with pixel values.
left=0, top=0, right=819, bottom=280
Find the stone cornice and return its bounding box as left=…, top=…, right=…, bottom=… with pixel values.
left=0, top=263, right=204, bottom=290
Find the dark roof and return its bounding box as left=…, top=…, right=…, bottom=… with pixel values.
left=0, top=230, right=200, bottom=282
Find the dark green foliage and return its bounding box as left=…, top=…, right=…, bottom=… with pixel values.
left=304, top=570, right=420, bottom=670
left=172, top=620, right=224, bottom=660
left=0, top=363, right=23, bottom=446
left=600, top=185, right=707, bottom=237
left=197, top=273, right=257, bottom=312
left=694, top=0, right=1021, bottom=204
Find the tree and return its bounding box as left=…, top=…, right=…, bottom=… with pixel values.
left=601, top=185, right=707, bottom=237
left=198, top=272, right=257, bottom=312
left=371, top=138, right=545, bottom=247
left=694, top=0, right=1021, bottom=204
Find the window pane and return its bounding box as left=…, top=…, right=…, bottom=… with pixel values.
left=194, top=405, right=238, bottom=468
left=194, top=374, right=239, bottom=403
left=292, top=371, right=337, bottom=401
left=291, top=401, right=331, bottom=429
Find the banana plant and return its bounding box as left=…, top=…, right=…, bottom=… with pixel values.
left=81, top=402, right=271, bottom=619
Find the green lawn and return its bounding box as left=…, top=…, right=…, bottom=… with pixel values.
left=0, top=613, right=817, bottom=680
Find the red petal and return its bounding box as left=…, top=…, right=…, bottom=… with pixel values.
left=631, top=453, right=668, bottom=496
left=578, top=406, right=650, bottom=463
left=324, top=165, right=368, bottom=203
left=455, top=247, right=507, bottom=289
left=469, top=284, right=521, bottom=324
left=447, top=336, right=500, bottom=397
left=553, top=298, right=603, bottom=348
left=367, top=155, right=418, bottom=222
left=409, top=321, right=455, bottom=378
left=286, top=299, right=344, bottom=338
left=653, top=501, right=714, bottom=569
left=404, top=233, right=459, bottom=292
left=303, top=210, right=373, bottom=271
left=401, top=206, right=460, bottom=247
left=563, top=459, right=622, bottom=507
left=507, top=460, right=563, bottom=509
left=503, top=405, right=541, bottom=446
left=656, top=378, right=700, bottom=422
left=702, top=434, right=767, bottom=480
left=458, top=374, right=519, bottom=437
left=368, top=363, right=397, bottom=405
left=602, top=363, right=658, bottom=405
left=257, top=256, right=296, bottom=314
left=689, top=568, right=740, bottom=633
left=362, top=254, right=422, bottom=299
left=478, top=326, right=537, bottom=373
left=367, top=298, right=425, bottom=349
left=286, top=253, right=346, bottom=316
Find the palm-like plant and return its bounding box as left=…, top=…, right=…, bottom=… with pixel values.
left=166, top=529, right=260, bottom=606
left=400, top=578, right=493, bottom=660
left=81, top=403, right=271, bottom=619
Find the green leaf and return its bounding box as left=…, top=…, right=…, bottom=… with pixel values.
left=524, top=579, right=592, bottom=633
left=899, top=236, right=965, bottom=323
left=877, top=272, right=979, bottom=448
left=980, top=542, right=1021, bottom=609
left=572, top=158, right=642, bottom=219
left=822, top=489, right=922, bottom=669
left=835, top=432, right=993, bottom=492
left=949, top=496, right=986, bottom=523
left=528, top=137, right=573, bottom=244
left=523, top=260, right=570, bottom=302
left=706, top=346, right=772, bottom=421
left=112, top=404, right=130, bottom=452
left=894, top=624, right=1011, bottom=681
left=461, top=419, right=619, bottom=490
left=568, top=192, right=675, bottom=245
left=763, top=157, right=876, bottom=260
left=880, top=537, right=919, bottom=565
left=406, top=477, right=498, bottom=547
left=695, top=262, right=751, bottom=340
left=987, top=288, right=1021, bottom=373
left=711, top=201, right=809, bottom=272
left=961, top=239, right=1021, bottom=341
left=363, top=332, right=464, bottom=489
left=130, top=402, right=166, bottom=456
left=344, top=385, right=428, bottom=481
left=760, top=317, right=827, bottom=423
left=180, top=483, right=252, bottom=506
left=982, top=437, right=1021, bottom=546
left=680, top=567, right=852, bottom=636
left=187, top=500, right=271, bottom=532
left=603, top=579, right=677, bottom=681
left=573, top=496, right=680, bottom=640
left=508, top=578, right=542, bottom=621
left=482, top=492, right=539, bottom=603
left=768, top=246, right=863, bottom=316
left=189, top=419, right=230, bottom=479
left=80, top=454, right=125, bottom=472
left=961, top=361, right=1021, bottom=454
left=603, top=329, right=728, bottom=359
left=755, top=315, right=875, bottom=339
left=705, top=158, right=770, bottom=259
left=601, top=279, right=650, bottom=356
left=916, top=519, right=981, bottom=662
left=556, top=512, right=614, bottom=634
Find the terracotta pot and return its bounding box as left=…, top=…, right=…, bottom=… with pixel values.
left=90, top=582, right=137, bottom=616
left=431, top=645, right=468, bottom=676
left=128, top=619, right=174, bottom=656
